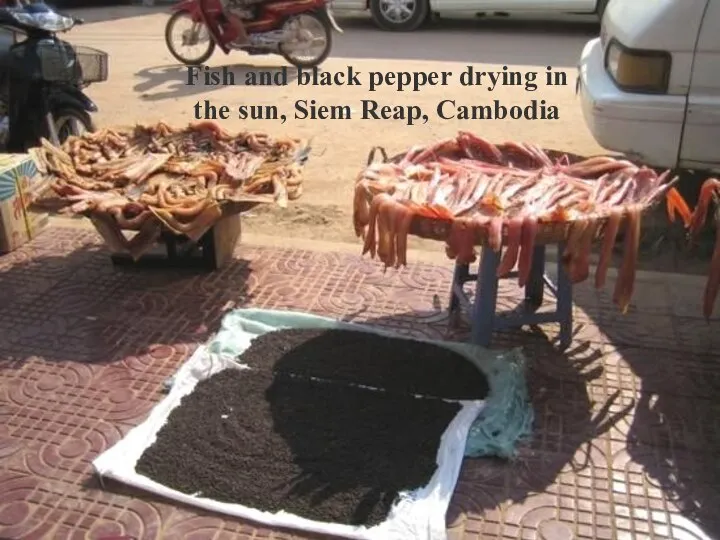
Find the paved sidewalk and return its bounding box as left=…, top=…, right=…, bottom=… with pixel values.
left=0, top=227, right=718, bottom=539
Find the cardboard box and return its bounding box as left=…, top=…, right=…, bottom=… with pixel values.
left=0, top=153, right=48, bottom=253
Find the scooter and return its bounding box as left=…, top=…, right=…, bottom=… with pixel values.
left=0, top=1, right=108, bottom=151
left=165, top=0, right=343, bottom=68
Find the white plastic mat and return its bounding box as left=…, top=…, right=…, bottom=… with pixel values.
left=93, top=309, right=488, bottom=540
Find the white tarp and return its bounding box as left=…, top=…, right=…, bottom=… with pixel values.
left=93, top=309, right=487, bottom=540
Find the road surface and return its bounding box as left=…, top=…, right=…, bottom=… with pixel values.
left=67, top=6, right=605, bottom=246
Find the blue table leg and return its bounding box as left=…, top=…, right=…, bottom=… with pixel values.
left=556, top=242, right=573, bottom=350
left=471, top=247, right=500, bottom=347
left=449, top=242, right=574, bottom=349
left=525, top=245, right=546, bottom=309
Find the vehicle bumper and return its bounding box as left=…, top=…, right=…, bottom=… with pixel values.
left=577, top=38, right=684, bottom=168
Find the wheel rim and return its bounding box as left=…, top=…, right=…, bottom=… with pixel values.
left=379, top=0, right=416, bottom=24
left=169, top=13, right=212, bottom=62
left=55, top=115, right=87, bottom=143
left=281, top=15, right=328, bottom=64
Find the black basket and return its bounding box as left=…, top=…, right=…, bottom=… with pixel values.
left=73, top=44, right=108, bottom=84
left=10, top=39, right=108, bottom=85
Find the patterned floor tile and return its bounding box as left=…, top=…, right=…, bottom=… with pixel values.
left=0, top=227, right=718, bottom=540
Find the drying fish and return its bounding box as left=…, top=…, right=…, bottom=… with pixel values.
left=353, top=131, right=689, bottom=314
left=687, top=178, right=720, bottom=320
left=28, top=121, right=309, bottom=257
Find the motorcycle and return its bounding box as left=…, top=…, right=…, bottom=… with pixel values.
left=165, top=0, right=343, bottom=68
left=0, top=1, right=108, bottom=151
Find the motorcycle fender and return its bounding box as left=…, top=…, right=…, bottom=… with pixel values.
left=324, top=5, right=343, bottom=33
left=48, top=87, right=98, bottom=113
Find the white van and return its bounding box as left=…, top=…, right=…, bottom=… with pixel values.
left=334, top=0, right=608, bottom=32
left=578, top=0, right=720, bottom=170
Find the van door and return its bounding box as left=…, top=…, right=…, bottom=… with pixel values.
left=679, top=1, right=720, bottom=169
left=467, top=0, right=595, bottom=9
left=443, top=0, right=595, bottom=12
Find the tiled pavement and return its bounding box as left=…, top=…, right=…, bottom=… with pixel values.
left=0, top=226, right=719, bottom=540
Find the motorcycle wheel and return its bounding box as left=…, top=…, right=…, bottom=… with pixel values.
left=279, top=12, right=332, bottom=68
left=51, top=108, right=94, bottom=144
left=165, top=10, right=216, bottom=66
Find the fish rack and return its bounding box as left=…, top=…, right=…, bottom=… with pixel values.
left=44, top=191, right=269, bottom=271
left=83, top=168, right=298, bottom=271
left=96, top=202, right=253, bottom=271
left=358, top=141, right=674, bottom=348
left=365, top=145, right=626, bottom=247
left=29, top=122, right=311, bottom=271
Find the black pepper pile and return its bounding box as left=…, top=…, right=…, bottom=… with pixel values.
left=136, top=328, right=489, bottom=527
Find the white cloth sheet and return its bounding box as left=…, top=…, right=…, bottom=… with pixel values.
left=93, top=309, right=487, bottom=540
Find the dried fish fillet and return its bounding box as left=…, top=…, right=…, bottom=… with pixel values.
left=353, top=131, right=684, bottom=315
left=28, top=121, right=308, bottom=257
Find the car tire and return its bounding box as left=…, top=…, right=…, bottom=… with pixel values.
left=369, top=0, right=428, bottom=31
left=597, top=0, right=609, bottom=20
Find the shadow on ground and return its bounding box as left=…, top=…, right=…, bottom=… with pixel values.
left=574, top=306, right=720, bottom=537
left=0, top=227, right=252, bottom=368
left=357, top=312, right=632, bottom=528
left=134, top=64, right=298, bottom=101
left=621, top=352, right=720, bottom=537
left=64, top=4, right=167, bottom=24
left=348, top=279, right=720, bottom=537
